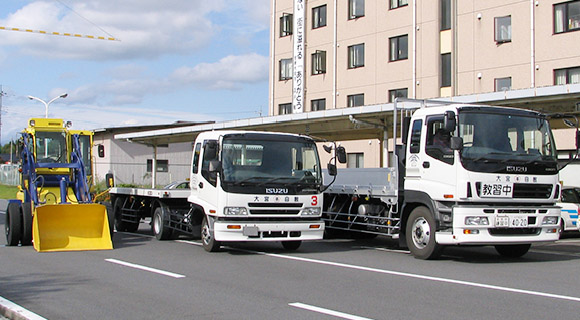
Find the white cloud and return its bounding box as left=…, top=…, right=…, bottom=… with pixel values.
left=0, top=0, right=227, bottom=60
left=171, top=53, right=269, bottom=90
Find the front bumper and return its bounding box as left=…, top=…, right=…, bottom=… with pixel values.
left=214, top=220, right=324, bottom=242
left=436, top=206, right=561, bottom=245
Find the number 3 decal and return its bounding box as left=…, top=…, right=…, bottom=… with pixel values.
left=311, top=196, right=318, bottom=206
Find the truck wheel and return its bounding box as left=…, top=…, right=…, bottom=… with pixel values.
left=152, top=207, right=173, bottom=240
left=281, top=241, right=301, bottom=250
left=113, top=197, right=139, bottom=232
left=113, top=197, right=127, bottom=232
left=494, top=244, right=531, bottom=258
left=20, top=202, right=33, bottom=246
left=406, top=206, right=442, bottom=260
left=5, top=202, right=22, bottom=246
left=201, top=216, right=221, bottom=252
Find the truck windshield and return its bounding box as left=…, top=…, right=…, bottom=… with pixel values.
left=35, top=131, right=67, bottom=164
left=221, top=137, right=322, bottom=188
left=458, top=110, right=558, bottom=173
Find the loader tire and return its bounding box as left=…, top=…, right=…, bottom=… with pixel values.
left=152, top=207, right=173, bottom=240
left=21, top=202, right=33, bottom=246
left=5, top=202, right=22, bottom=246
left=201, top=216, right=221, bottom=252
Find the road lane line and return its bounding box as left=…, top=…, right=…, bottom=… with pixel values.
left=0, top=295, right=47, bottom=320
left=359, top=246, right=410, bottom=254
left=236, top=249, right=580, bottom=303
left=289, top=302, right=373, bottom=320
left=105, top=259, right=185, bottom=278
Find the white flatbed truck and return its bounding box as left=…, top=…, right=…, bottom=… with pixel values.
left=323, top=99, right=566, bottom=259
left=109, top=130, right=344, bottom=251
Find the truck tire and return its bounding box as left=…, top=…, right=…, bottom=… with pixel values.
left=281, top=241, right=301, bottom=250
left=152, top=207, right=173, bottom=240
left=494, top=244, right=531, bottom=258
left=201, top=216, right=221, bottom=252
left=5, top=202, right=22, bottom=246
left=406, top=206, right=442, bottom=260
left=21, top=202, right=33, bottom=246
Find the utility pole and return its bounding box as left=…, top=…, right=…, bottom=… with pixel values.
left=0, top=85, right=4, bottom=148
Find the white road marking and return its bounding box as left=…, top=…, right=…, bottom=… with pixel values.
left=175, top=240, right=202, bottom=246
left=359, top=246, right=410, bottom=254
left=0, top=295, right=47, bottom=320
left=238, top=248, right=580, bottom=303
left=105, top=258, right=185, bottom=278
left=289, top=302, right=374, bottom=320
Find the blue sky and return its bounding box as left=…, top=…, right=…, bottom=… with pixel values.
left=0, top=0, right=271, bottom=144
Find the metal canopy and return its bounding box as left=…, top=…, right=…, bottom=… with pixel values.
left=114, top=84, right=580, bottom=145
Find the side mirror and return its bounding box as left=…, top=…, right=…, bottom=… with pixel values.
left=450, top=137, right=463, bottom=150
left=327, top=163, right=337, bottom=176
left=209, top=160, right=221, bottom=173
left=444, top=110, right=456, bottom=132
left=576, top=131, right=580, bottom=151
left=401, top=116, right=411, bottom=143
left=336, top=146, right=347, bottom=164
left=98, top=144, right=105, bottom=158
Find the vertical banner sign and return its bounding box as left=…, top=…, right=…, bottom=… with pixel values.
left=293, top=0, right=305, bottom=113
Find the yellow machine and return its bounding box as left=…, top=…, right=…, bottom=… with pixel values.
left=5, top=118, right=112, bottom=252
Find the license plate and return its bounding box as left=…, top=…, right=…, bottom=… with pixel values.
left=495, top=215, right=528, bottom=228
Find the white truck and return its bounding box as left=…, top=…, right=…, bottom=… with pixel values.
left=323, top=99, right=567, bottom=259
left=109, top=130, right=345, bottom=252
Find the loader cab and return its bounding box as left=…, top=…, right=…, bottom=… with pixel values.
left=69, top=130, right=95, bottom=184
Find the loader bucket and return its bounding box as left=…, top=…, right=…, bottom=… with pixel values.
left=32, top=203, right=113, bottom=252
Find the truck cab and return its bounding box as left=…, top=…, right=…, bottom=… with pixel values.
left=189, top=131, right=326, bottom=251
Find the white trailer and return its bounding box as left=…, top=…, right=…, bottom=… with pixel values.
left=109, top=130, right=345, bottom=251
left=323, top=99, right=566, bottom=259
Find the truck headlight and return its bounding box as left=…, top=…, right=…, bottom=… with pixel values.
left=300, top=207, right=321, bottom=216
left=465, top=216, right=489, bottom=225
left=224, top=207, right=248, bottom=215
left=542, top=216, right=559, bottom=225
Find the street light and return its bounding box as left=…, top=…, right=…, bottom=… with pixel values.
left=28, top=93, right=68, bottom=118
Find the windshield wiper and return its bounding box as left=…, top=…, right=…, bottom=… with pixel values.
left=467, top=152, right=512, bottom=163
left=225, top=176, right=270, bottom=186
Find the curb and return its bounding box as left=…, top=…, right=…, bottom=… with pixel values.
left=0, top=296, right=45, bottom=320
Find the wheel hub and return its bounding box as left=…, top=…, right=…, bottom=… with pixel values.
left=411, top=217, right=430, bottom=249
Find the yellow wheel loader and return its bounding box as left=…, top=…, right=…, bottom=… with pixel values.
left=4, top=118, right=112, bottom=252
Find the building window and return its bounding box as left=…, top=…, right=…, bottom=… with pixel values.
left=347, top=153, right=364, bottom=168
left=555, top=66, right=580, bottom=84
left=495, top=16, right=512, bottom=43
left=147, top=159, right=168, bottom=173
left=312, top=50, right=327, bottom=75
left=279, top=103, right=292, bottom=115
left=313, top=5, right=327, bottom=29
left=348, top=43, right=365, bottom=68
left=348, top=94, right=364, bottom=107
left=495, top=77, right=512, bottom=91
left=349, top=0, right=365, bottom=19
left=390, top=0, right=408, bottom=9
left=389, top=35, right=408, bottom=61
left=311, top=99, right=326, bottom=111
left=389, top=88, right=408, bottom=102
left=279, top=58, right=292, bottom=81
left=280, top=13, right=293, bottom=37
left=440, top=0, right=451, bottom=30
left=441, top=53, right=451, bottom=87
left=554, top=1, right=580, bottom=33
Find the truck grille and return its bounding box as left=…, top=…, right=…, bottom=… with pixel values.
left=512, top=184, right=553, bottom=199
left=248, top=202, right=302, bottom=215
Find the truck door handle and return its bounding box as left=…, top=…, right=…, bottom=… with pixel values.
left=198, top=182, right=204, bottom=188
left=423, top=161, right=430, bottom=168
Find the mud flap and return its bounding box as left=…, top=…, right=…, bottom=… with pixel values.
left=32, top=203, right=113, bottom=252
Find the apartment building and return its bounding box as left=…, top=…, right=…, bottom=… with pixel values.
left=269, top=0, right=580, bottom=168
